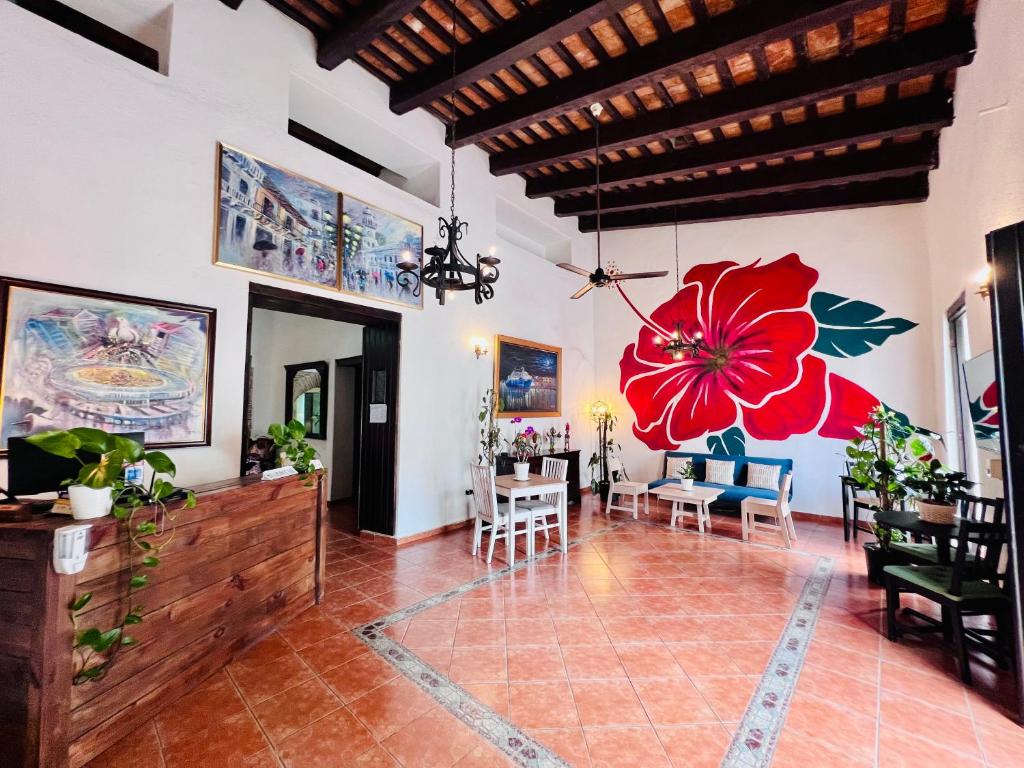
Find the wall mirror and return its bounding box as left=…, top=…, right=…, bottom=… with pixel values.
left=284, top=361, right=329, bottom=440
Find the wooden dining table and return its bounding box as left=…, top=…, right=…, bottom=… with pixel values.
left=494, top=473, right=569, bottom=561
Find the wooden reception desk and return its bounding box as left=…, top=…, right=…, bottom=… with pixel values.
left=0, top=472, right=327, bottom=768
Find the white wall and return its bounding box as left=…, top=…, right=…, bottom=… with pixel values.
left=249, top=309, right=363, bottom=483
left=592, top=205, right=938, bottom=517
left=0, top=0, right=597, bottom=538
left=922, top=0, right=1024, bottom=499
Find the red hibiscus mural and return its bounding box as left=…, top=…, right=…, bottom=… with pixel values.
left=618, top=253, right=916, bottom=450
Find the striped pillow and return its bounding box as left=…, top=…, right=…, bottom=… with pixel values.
left=705, top=459, right=734, bottom=485
left=747, top=462, right=782, bottom=491
left=665, top=457, right=692, bottom=479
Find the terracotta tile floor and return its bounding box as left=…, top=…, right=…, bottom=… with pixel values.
left=86, top=496, right=1022, bottom=767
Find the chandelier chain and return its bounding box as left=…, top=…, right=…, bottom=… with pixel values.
left=595, top=114, right=601, bottom=269
left=449, top=0, right=458, bottom=223
left=674, top=207, right=680, bottom=293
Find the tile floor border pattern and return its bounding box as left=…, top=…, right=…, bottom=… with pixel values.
left=721, top=554, right=835, bottom=768
left=350, top=516, right=835, bottom=768
left=355, top=521, right=632, bottom=768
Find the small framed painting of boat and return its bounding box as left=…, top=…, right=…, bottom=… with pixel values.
left=494, top=335, right=561, bottom=418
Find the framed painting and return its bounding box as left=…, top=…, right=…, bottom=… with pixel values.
left=494, top=335, right=561, bottom=418
left=341, top=195, right=423, bottom=309
left=214, top=143, right=341, bottom=290
left=0, top=277, right=216, bottom=453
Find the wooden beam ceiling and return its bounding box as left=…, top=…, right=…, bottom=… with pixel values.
left=554, top=140, right=938, bottom=216
left=262, top=0, right=978, bottom=232
left=490, top=21, right=974, bottom=175
left=317, top=1, right=424, bottom=70
left=449, top=0, right=900, bottom=148
left=526, top=94, right=953, bottom=198
left=389, top=0, right=639, bottom=115
left=577, top=175, right=931, bottom=232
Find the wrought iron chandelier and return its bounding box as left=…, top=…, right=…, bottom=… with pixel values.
left=653, top=211, right=708, bottom=361
left=397, top=0, right=499, bottom=306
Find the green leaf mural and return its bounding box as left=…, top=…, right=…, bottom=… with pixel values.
left=707, top=427, right=746, bottom=456
left=811, top=292, right=917, bottom=358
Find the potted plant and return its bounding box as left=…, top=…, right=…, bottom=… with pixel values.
left=268, top=420, right=320, bottom=480
left=477, top=389, right=503, bottom=466
left=505, top=430, right=532, bottom=481
left=26, top=428, right=147, bottom=520
left=863, top=523, right=907, bottom=586
left=678, top=462, right=696, bottom=491
left=906, top=459, right=972, bottom=524
left=587, top=402, right=619, bottom=502
left=845, top=405, right=931, bottom=511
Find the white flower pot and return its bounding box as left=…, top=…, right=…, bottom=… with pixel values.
left=679, top=478, right=694, bottom=491
left=514, top=462, right=531, bottom=481
left=68, top=484, right=114, bottom=520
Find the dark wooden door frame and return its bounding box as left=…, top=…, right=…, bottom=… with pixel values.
left=335, top=356, right=363, bottom=503
left=986, top=221, right=1024, bottom=726
left=242, top=282, right=401, bottom=536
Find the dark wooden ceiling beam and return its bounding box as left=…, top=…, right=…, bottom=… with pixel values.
left=490, top=20, right=973, bottom=174
left=317, top=0, right=424, bottom=69
left=577, top=174, right=930, bottom=231
left=450, top=0, right=896, bottom=146
left=387, top=0, right=637, bottom=113
left=526, top=93, right=953, bottom=197
left=555, top=139, right=937, bottom=215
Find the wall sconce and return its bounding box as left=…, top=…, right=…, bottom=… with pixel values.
left=974, top=264, right=993, bottom=300
left=471, top=337, right=488, bottom=358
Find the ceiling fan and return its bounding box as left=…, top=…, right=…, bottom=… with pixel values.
left=558, top=103, right=667, bottom=299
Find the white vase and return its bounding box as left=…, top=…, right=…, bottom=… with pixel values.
left=68, top=484, right=114, bottom=520
left=679, top=478, right=694, bottom=491
left=513, top=462, right=530, bottom=481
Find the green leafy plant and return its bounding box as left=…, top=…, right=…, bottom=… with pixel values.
left=872, top=523, right=905, bottom=551
left=505, top=430, right=533, bottom=463
left=678, top=462, right=696, bottom=480
left=26, top=428, right=196, bottom=684
left=268, top=419, right=320, bottom=477
left=477, top=389, right=503, bottom=465
left=905, top=459, right=973, bottom=505
left=845, top=405, right=931, bottom=510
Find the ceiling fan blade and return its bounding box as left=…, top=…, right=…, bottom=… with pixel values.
left=570, top=283, right=595, bottom=300
left=557, top=262, right=592, bottom=277
left=611, top=271, right=670, bottom=281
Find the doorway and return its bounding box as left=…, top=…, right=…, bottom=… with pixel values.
left=331, top=356, right=362, bottom=503
left=241, top=282, right=401, bottom=536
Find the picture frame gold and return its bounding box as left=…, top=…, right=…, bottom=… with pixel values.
left=340, top=194, right=424, bottom=310
left=212, top=142, right=343, bottom=292
left=493, top=335, right=562, bottom=419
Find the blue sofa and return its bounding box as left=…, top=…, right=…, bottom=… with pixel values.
left=648, top=451, right=794, bottom=512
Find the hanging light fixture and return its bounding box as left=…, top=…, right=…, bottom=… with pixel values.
left=653, top=210, right=708, bottom=360
left=397, top=0, right=500, bottom=306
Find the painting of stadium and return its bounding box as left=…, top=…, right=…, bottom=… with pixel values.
left=341, top=196, right=423, bottom=309
left=215, top=144, right=340, bottom=289
left=494, top=335, right=561, bottom=418
left=0, top=278, right=215, bottom=452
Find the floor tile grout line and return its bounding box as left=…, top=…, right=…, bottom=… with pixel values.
left=223, top=663, right=289, bottom=767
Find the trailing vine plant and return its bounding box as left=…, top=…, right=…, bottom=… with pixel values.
left=26, top=428, right=196, bottom=684
left=268, top=420, right=320, bottom=484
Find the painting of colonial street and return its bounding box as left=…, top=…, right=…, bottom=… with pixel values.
left=0, top=281, right=214, bottom=450
left=216, top=144, right=340, bottom=288
left=342, top=196, right=423, bottom=308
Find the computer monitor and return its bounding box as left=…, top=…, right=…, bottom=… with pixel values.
left=7, top=432, right=146, bottom=497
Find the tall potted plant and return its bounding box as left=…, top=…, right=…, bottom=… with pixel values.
left=864, top=524, right=907, bottom=586
left=906, top=459, right=972, bottom=524
left=477, top=389, right=503, bottom=466
left=587, top=402, right=618, bottom=502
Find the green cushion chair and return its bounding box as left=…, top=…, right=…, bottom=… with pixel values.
left=889, top=494, right=1004, bottom=565
left=884, top=517, right=1012, bottom=685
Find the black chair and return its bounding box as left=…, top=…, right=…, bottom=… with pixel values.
left=883, top=517, right=1012, bottom=684
left=890, top=494, right=1005, bottom=565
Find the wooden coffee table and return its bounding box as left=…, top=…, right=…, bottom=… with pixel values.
left=652, top=485, right=725, bottom=533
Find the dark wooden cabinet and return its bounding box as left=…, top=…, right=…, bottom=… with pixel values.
left=495, top=450, right=582, bottom=505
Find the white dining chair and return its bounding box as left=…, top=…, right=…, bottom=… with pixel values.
left=470, top=463, right=531, bottom=565
left=515, top=457, right=568, bottom=546
left=604, top=456, right=649, bottom=519
left=741, top=472, right=796, bottom=548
